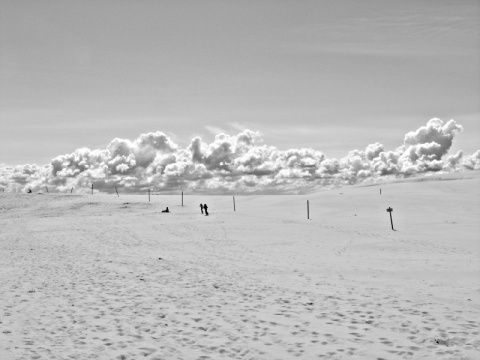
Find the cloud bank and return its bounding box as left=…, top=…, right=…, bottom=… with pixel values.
left=1, top=118, right=479, bottom=194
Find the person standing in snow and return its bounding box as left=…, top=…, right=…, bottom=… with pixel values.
left=203, top=204, right=208, bottom=216
left=200, top=204, right=204, bottom=214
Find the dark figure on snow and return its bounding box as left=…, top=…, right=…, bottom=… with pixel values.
left=203, top=204, right=209, bottom=216
left=200, top=204, right=204, bottom=214
left=162, top=207, right=169, bottom=213
left=27, top=189, right=32, bottom=193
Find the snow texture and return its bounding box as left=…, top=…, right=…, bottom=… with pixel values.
left=1, top=171, right=479, bottom=359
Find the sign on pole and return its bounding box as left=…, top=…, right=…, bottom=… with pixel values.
left=386, top=207, right=394, bottom=230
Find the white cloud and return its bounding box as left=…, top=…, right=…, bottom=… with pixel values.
left=461, top=150, right=480, bottom=170
left=205, top=125, right=228, bottom=136
left=1, top=119, right=478, bottom=194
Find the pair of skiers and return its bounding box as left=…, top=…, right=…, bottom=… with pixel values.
left=199, top=203, right=209, bottom=216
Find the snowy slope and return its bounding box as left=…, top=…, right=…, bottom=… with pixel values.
left=1, top=172, right=479, bottom=359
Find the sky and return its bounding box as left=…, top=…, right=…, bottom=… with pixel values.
left=0, top=0, right=479, bottom=193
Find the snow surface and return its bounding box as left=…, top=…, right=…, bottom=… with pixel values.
left=1, top=172, right=479, bottom=359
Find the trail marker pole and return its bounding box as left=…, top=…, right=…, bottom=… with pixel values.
left=148, top=189, right=151, bottom=202
left=380, top=188, right=381, bottom=195
left=91, top=184, right=93, bottom=195
left=386, top=207, right=394, bottom=230
left=115, top=186, right=119, bottom=197
left=182, top=191, right=184, bottom=206
left=233, top=196, right=236, bottom=211
left=307, top=200, right=310, bottom=220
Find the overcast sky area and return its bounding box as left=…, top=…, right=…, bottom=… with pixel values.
left=0, top=0, right=479, bottom=193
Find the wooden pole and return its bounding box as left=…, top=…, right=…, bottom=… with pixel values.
left=387, top=207, right=394, bottom=230
left=233, top=196, right=236, bottom=211
left=115, top=186, right=119, bottom=197
left=307, top=200, right=310, bottom=220
left=182, top=191, right=183, bottom=206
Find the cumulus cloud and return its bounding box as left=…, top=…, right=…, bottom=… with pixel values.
left=461, top=150, right=480, bottom=170
left=1, top=119, right=478, bottom=194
